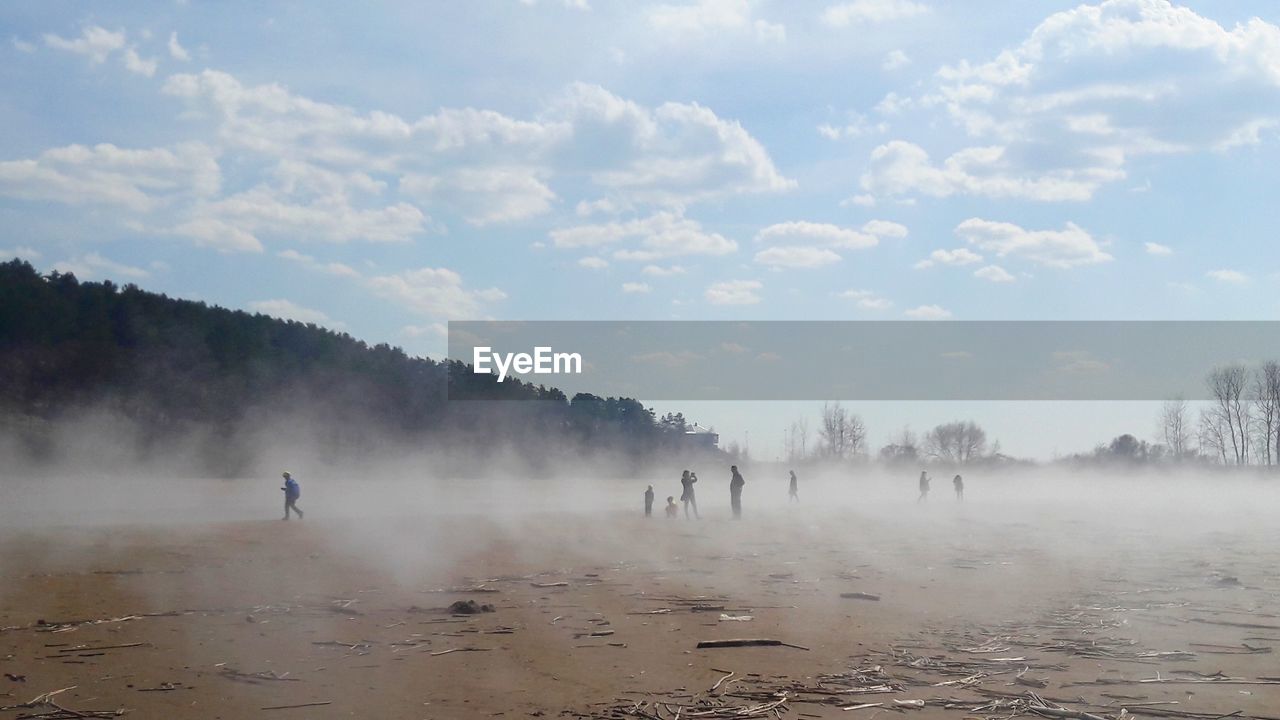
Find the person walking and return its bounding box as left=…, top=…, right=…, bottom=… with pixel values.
left=917, top=470, right=930, bottom=503
left=953, top=474, right=964, bottom=501
left=281, top=471, right=304, bottom=520
left=680, top=470, right=700, bottom=519
left=644, top=484, right=655, bottom=517
left=729, top=465, right=745, bottom=519
left=787, top=469, right=799, bottom=503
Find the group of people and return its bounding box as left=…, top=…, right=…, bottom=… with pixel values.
left=644, top=465, right=787, bottom=520
left=917, top=471, right=964, bottom=502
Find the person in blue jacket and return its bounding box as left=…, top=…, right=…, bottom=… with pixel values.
left=281, top=471, right=304, bottom=520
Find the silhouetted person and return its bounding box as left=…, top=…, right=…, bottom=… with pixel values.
left=917, top=470, right=930, bottom=503
left=953, top=474, right=964, bottom=501
left=729, top=465, right=745, bottom=519
left=680, top=470, right=700, bottom=519
left=788, top=470, right=799, bottom=503
left=644, top=484, right=655, bottom=517
left=665, top=496, right=679, bottom=518
left=281, top=471, right=304, bottom=520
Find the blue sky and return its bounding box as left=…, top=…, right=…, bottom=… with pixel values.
left=3, top=1, right=1278, bottom=459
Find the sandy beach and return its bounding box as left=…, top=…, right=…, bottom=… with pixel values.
left=2, top=474, right=1279, bottom=719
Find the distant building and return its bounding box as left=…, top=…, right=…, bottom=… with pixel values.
left=684, top=423, right=719, bottom=449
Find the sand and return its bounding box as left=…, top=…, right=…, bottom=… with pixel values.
left=2, top=475, right=1279, bottom=719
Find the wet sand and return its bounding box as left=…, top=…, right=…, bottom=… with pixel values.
left=2, top=480, right=1279, bottom=719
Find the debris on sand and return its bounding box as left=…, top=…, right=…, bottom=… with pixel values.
left=719, top=613, right=754, bottom=622
left=840, top=592, right=881, bottom=601
left=448, top=599, right=495, bottom=615
left=696, top=638, right=809, bottom=650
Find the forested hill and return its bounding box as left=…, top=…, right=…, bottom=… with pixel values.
left=0, top=259, right=701, bottom=474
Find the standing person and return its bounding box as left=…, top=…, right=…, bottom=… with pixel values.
left=680, top=470, right=700, bottom=519
left=917, top=470, right=930, bottom=503
left=953, top=474, right=964, bottom=501
left=281, top=471, right=304, bottom=520
left=644, top=484, right=655, bottom=517
left=665, top=496, right=679, bottom=518
left=788, top=470, right=799, bottom=503
left=729, top=465, right=745, bottom=519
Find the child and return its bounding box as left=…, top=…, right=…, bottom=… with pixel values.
left=281, top=471, right=304, bottom=520
left=665, top=496, right=678, bottom=518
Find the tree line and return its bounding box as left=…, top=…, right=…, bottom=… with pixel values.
left=0, top=259, right=713, bottom=474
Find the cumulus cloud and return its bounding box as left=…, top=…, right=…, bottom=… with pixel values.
left=883, top=49, right=911, bottom=70
left=167, top=32, right=190, bottom=61
left=955, top=218, right=1113, bottom=268
left=914, top=247, right=982, bottom=269
left=367, top=267, right=506, bottom=319
left=1, top=246, right=42, bottom=262
left=551, top=211, right=736, bottom=261
left=401, top=166, right=555, bottom=225
left=122, top=46, right=157, bottom=76
left=821, top=0, right=928, bottom=28
left=705, top=279, right=762, bottom=305
left=642, top=264, right=687, bottom=276
left=52, top=253, right=150, bottom=281
left=43, top=26, right=125, bottom=64
left=648, top=0, right=786, bottom=42
left=577, top=256, right=608, bottom=269
left=755, top=221, right=879, bottom=249
left=1144, top=241, right=1173, bottom=256
left=974, top=264, right=1016, bottom=283
left=860, top=0, right=1280, bottom=203
left=621, top=281, right=652, bottom=293
left=248, top=299, right=343, bottom=328
left=0, top=142, right=220, bottom=213
left=1206, top=269, right=1248, bottom=284
left=904, top=304, right=952, bottom=319
left=754, top=246, right=842, bottom=269
left=837, top=288, right=892, bottom=310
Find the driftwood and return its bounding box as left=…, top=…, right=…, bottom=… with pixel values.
left=839, top=592, right=881, bottom=601
left=261, top=701, right=332, bottom=710
left=696, top=639, right=809, bottom=651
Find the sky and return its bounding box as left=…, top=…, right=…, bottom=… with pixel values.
left=3, top=0, right=1278, bottom=460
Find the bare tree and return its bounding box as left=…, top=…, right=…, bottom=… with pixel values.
left=1253, top=361, right=1280, bottom=466
left=1207, top=365, right=1250, bottom=464
left=818, top=402, right=866, bottom=459
left=924, top=420, right=988, bottom=464
left=1198, top=406, right=1229, bottom=464
left=1160, top=397, right=1190, bottom=460
left=878, top=426, right=919, bottom=464
left=784, top=418, right=812, bottom=462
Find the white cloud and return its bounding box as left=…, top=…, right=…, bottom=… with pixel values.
left=974, top=264, right=1016, bottom=283
left=864, top=0, right=1280, bottom=203
left=52, top=253, right=150, bottom=281
left=904, top=304, right=952, bottom=319
left=705, top=279, right=762, bottom=305
left=12, top=37, right=36, bottom=53
left=1144, top=241, right=1173, bottom=256
left=248, top=299, right=343, bottom=328
left=122, top=46, right=157, bottom=77
left=551, top=211, right=736, bottom=261
left=754, top=246, right=842, bottom=269
left=955, top=218, right=1113, bottom=268
left=43, top=26, right=125, bottom=64
left=578, top=256, right=609, bottom=269
left=914, top=247, right=982, bottom=269
left=622, top=281, right=652, bottom=293
left=862, top=140, right=1122, bottom=201
left=1206, top=269, right=1249, bottom=285
left=837, top=288, right=892, bottom=309
left=883, top=49, right=911, bottom=70
left=172, top=218, right=264, bottom=253
left=401, top=166, right=555, bottom=225
left=817, top=114, right=885, bottom=140
left=367, top=267, right=506, bottom=319
left=649, top=0, right=785, bottom=43
left=862, top=219, right=908, bottom=238
left=0, top=142, right=220, bottom=212
left=167, top=31, right=191, bottom=61
left=822, top=0, right=928, bottom=27
left=755, top=221, right=878, bottom=249
left=1, top=246, right=42, bottom=261
left=642, top=264, right=687, bottom=276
